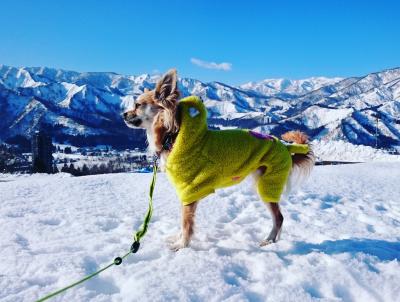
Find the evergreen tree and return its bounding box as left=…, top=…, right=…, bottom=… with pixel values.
left=61, top=163, right=68, bottom=173
left=99, top=163, right=107, bottom=174
left=82, top=164, right=89, bottom=175
left=91, top=164, right=99, bottom=175
left=69, top=163, right=76, bottom=175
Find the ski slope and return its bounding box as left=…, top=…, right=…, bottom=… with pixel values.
left=1, top=162, right=399, bottom=302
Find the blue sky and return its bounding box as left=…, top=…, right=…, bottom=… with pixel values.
left=0, top=0, right=399, bottom=84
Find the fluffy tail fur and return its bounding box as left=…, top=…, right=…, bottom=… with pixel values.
left=281, top=131, right=315, bottom=195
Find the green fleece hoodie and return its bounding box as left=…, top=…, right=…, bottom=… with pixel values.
left=165, top=96, right=309, bottom=205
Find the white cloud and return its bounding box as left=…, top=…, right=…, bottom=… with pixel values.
left=190, top=58, right=232, bottom=71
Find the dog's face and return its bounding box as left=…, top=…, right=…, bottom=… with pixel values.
left=123, top=90, right=161, bottom=129
left=123, top=69, right=179, bottom=131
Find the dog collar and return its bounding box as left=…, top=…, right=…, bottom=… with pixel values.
left=161, top=132, right=178, bottom=153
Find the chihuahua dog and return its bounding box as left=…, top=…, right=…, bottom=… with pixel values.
left=123, top=69, right=314, bottom=251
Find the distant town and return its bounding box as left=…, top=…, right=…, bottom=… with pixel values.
left=0, top=131, right=152, bottom=175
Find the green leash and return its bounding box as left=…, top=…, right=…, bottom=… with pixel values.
left=35, top=159, right=158, bottom=302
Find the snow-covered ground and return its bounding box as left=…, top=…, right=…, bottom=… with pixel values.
left=1, top=163, right=399, bottom=302
left=312, top=140, right=400, bottom=162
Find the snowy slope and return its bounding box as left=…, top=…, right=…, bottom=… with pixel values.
left=1, top=163, right=399, bottom=302
left=312, top=140, right=400, bottom=162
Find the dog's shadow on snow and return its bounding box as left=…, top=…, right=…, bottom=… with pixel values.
left=281, top=238, right=400, bottom=262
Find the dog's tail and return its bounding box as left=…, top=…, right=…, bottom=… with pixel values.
left=281, top=131, right=315, bottom=195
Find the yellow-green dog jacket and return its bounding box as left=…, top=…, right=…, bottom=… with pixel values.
left=165, top=96, right=309, bottom=205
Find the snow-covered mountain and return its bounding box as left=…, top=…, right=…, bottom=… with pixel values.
left=240, top=77, right=343, bottom=98
left=0, top=64, right=399, bottom=149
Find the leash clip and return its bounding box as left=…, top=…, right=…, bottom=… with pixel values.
left=131, top=241, right=140, bottom=253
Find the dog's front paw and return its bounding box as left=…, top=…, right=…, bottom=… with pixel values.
left=259, top=239, right=275, bottom=247
left=166, top=233, right=181, bottom=244
left=260, top=228, right=282, bottom=247
left=168, top=239, right=188, bottom=252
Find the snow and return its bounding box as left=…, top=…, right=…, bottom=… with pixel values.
left=55, top=116, right=103, bottom=135
left=120, top=95, right=136, bottom=111
left=1, top=162, right=400, bottom=302
left=298, top=106, right=353, bottom=129
left=313, top=140, right=400, bottom=162
left=240, top=77, right=343, bottom=96
left=59, top=82, right=86, bottom=108
left=0, top=65, right=44, bottom=89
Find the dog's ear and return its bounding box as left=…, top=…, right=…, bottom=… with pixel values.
left=155, top=69, right=179, bottom=107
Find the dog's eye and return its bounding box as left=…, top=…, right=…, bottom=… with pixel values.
left=135, top=103, right=142, bottom=109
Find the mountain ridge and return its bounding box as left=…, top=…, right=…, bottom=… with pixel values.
left=1, top=64, right=399, bottom=150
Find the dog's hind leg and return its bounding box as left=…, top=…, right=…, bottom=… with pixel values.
left=255, top=163, right=289, bottom=246
left=168, top=201, right=198, bottom=251
left=260, top=202, right=284, bottom=246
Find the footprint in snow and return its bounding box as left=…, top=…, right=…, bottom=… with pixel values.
left=15, top=233, right=29, bottom=249
left=302, top=282, right=323, bottom=299
left=320, top=194, right=342, bottom=210
left=375, top=204, right=387, bottom=212
left=243, top=291, right=265, bottom=302
left=7, top=208, right=38, bottom=218
left=6, top=211, right=25, bottom=218
left=82, top=256, right=119, bottom=294
left=95, top=218, right=120, bottom=231
left=333, top=283, right=354, bottom=302
left=366, top=224, right=375, bottom=233
left=222, top=263, right=249, bottom=286
left=290, top=212, right=300, bottom=222
left=39, top=218, right=62, bottom=226
left=217, top=204, right=238, bottom=223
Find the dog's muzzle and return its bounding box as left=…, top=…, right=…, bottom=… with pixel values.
left=123, top=112, right=142, bottom=127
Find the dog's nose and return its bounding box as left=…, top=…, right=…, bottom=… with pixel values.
left=123, top=112, right=128, bottom=119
